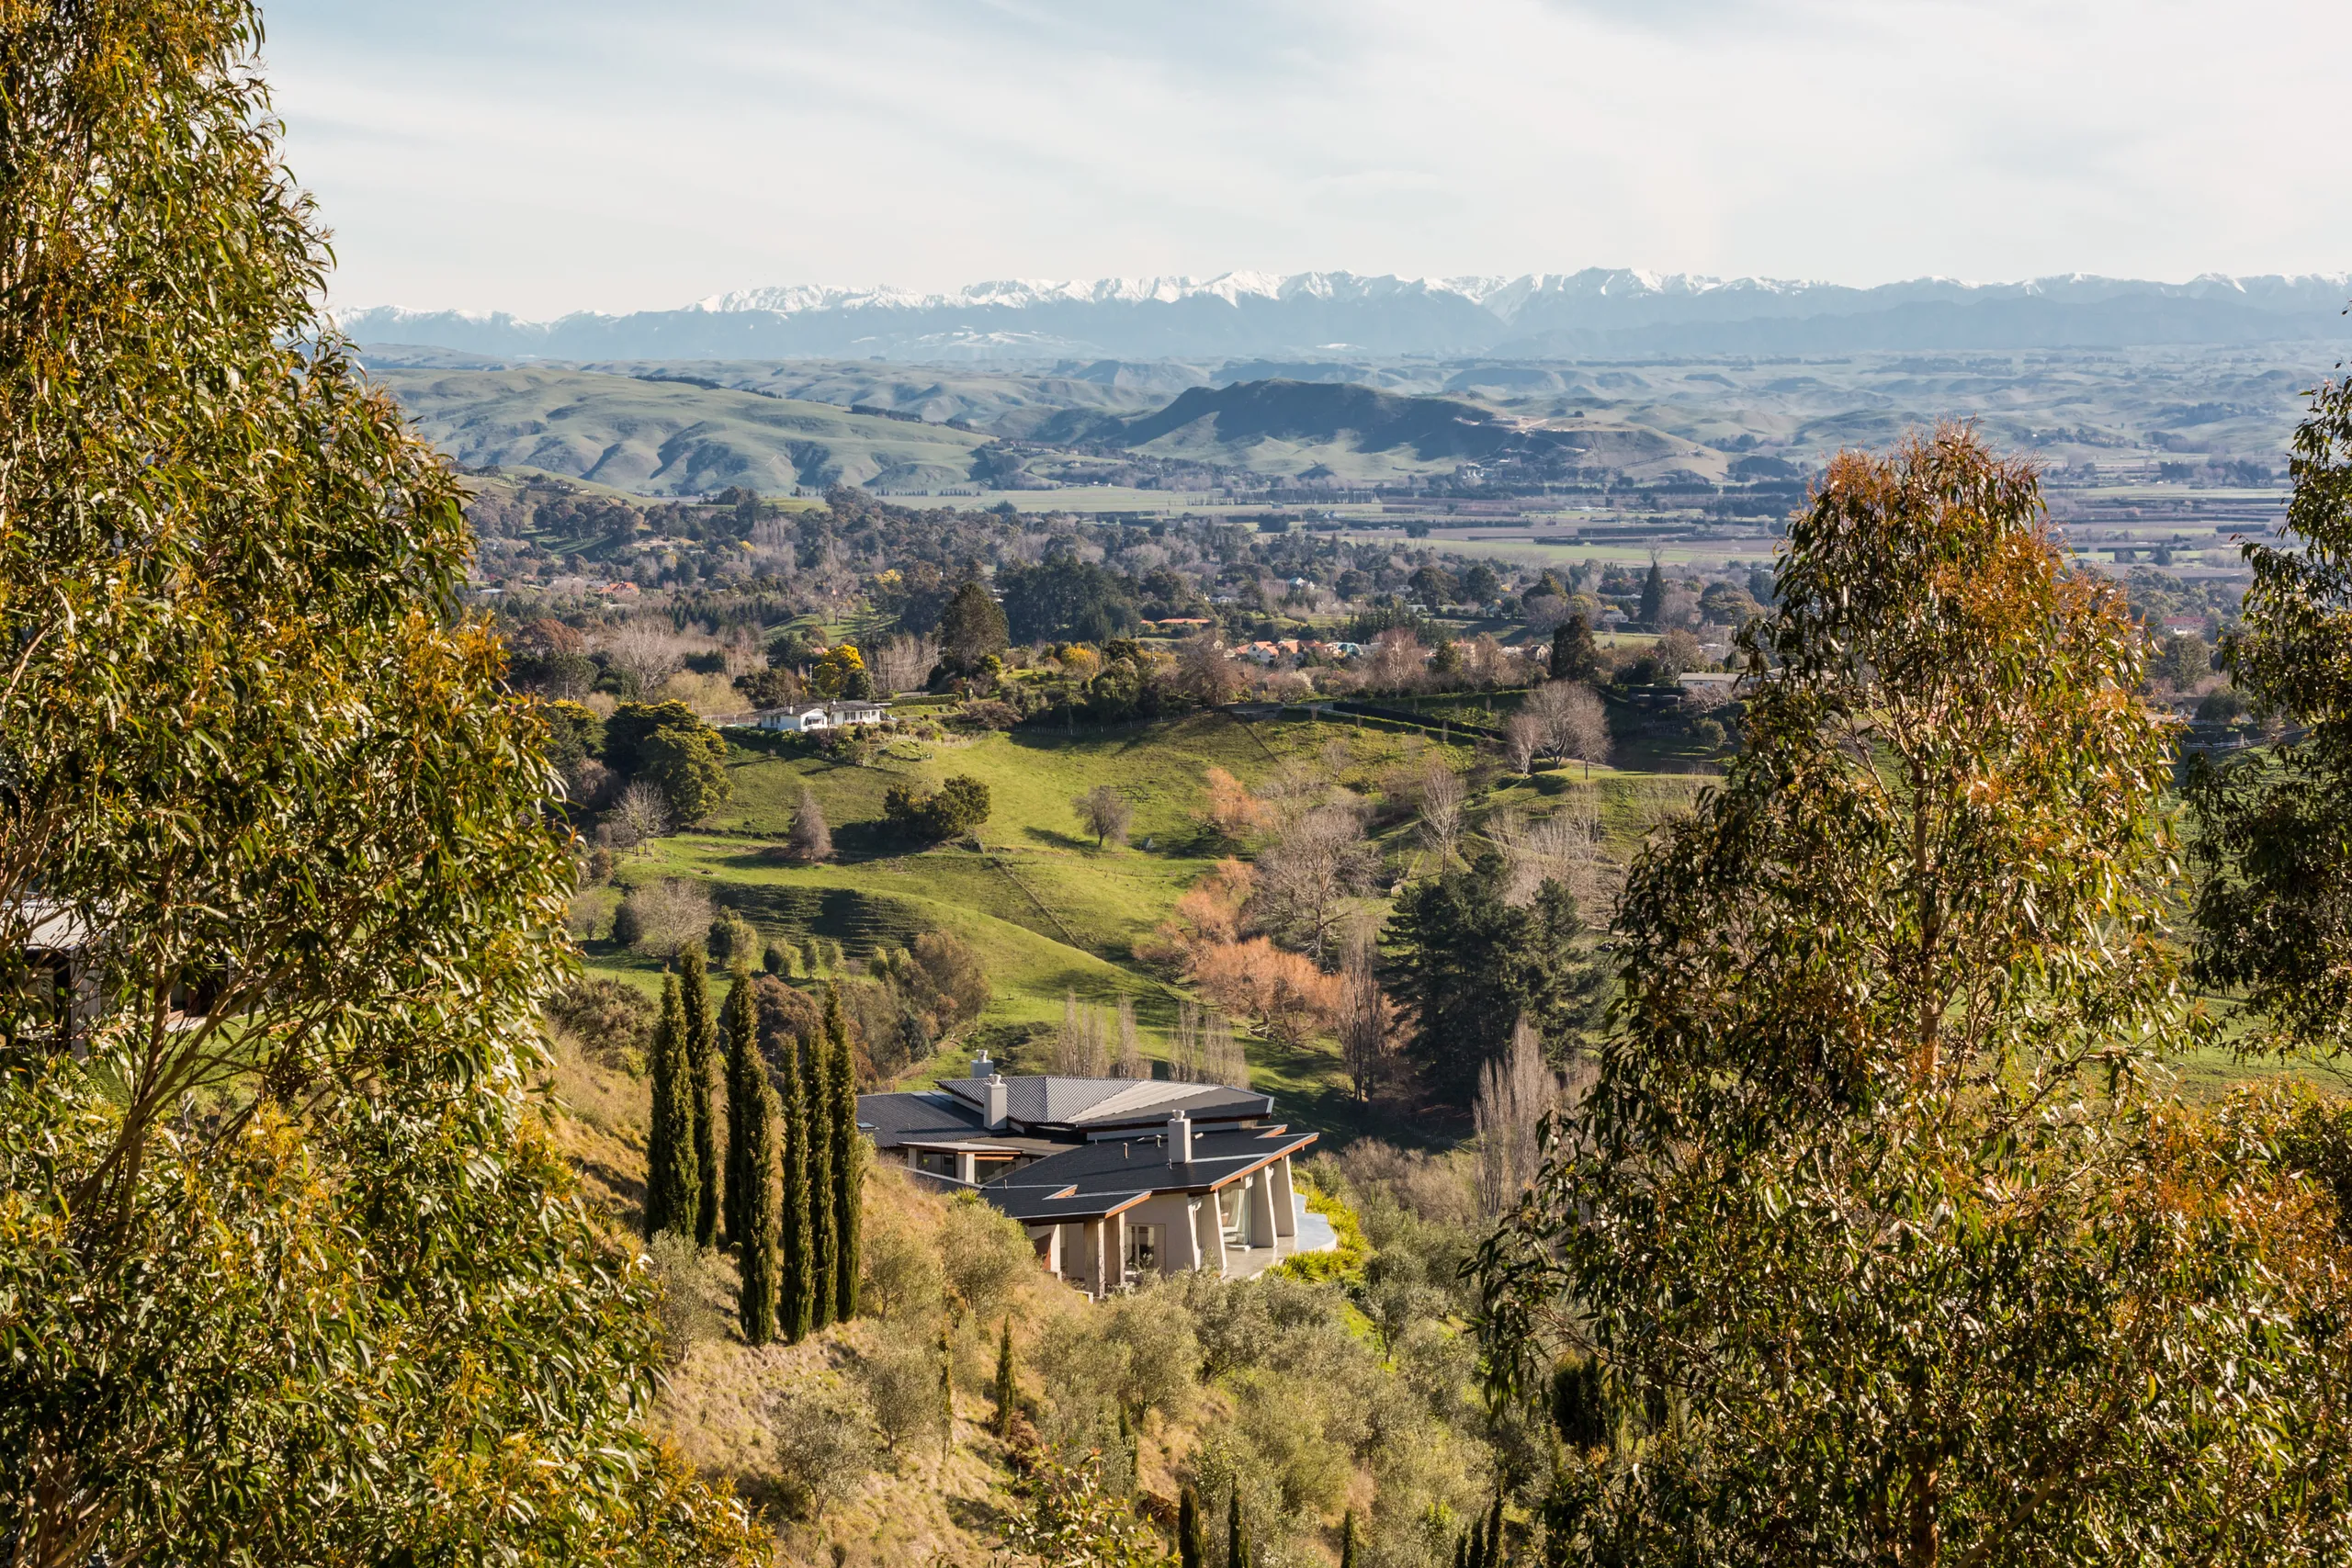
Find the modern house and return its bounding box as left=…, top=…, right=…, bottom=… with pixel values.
left=858, top=1053, right=1327, bottom=1297
left=753, top=699, right=893, bottom=734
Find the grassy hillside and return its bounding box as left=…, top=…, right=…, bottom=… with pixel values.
left=573, top=706, right=1742, bottom=1145
left=378, top=367, right=991, bottom=494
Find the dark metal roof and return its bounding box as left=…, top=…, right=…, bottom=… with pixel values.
left=934, top=1074, right=1272, bottom=1131
left=856, top=1089, right=985, bottom=1149
left=976, top=1124, right=1318, bottom=1224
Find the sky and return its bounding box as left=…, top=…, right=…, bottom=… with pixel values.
left=264, top=0, right=2352, bottom=320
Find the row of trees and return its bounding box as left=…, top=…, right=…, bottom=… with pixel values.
left=644, top=955, right=864, bottom=1344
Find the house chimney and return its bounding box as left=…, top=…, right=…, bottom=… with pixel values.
left=1168, top=1110, right=1193, bottom=1165
left=970, top=1049, right=993, bottom=1079
left=985, top=1072, right=1008, bottom=1131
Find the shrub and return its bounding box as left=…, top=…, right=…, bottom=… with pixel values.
left=859, top=1330, right=948, bottom=1455
left=883, top=773, right=991, bottom=842
left=938, top=1191, right=1034, bottom=1319
left=765, top=1380, right=878, bottom=1521
left=544, top=976, right=657, bottom=1073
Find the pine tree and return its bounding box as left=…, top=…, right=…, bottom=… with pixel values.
left=678, top=946, right=719, bottom=1247
left=1227, top=1485, right=1249, bottom=1568
left=643, top=970, right=696, bottom=1240
left=722, top=964, right=760, bottom=1255
left=827, top=983, right=863, bottom=1321
left=778, top=1023, right=816, bottom=1341
left=735, top=1072, right=778, bottom=1346
left=1178, top=1485, right=1206, bottom=1568
left=1637, top=558, right=1667, bottom=630
left=1339, top=1511, right=1359, bottom=1568
left=992, top=1316, right=1016, bottom=1439
left=801, top=999, right=837, bottom=1333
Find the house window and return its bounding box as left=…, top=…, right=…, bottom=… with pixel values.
left=1125, top=1223, right=1161, bottom=1276
left=914, top=1150, right=955, bottom=1177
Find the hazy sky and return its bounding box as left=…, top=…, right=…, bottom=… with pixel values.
left=265, top=0, right=2352, bottom=318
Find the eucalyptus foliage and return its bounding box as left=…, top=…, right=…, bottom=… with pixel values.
left=2189, top=366, right=2352, bottom=1053
left=0, top=4, right=756, bottom=1561
left=1476, top=429, right=2352, bottom=1567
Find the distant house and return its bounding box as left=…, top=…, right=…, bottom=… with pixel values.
left=2160, top=616, right=2207, bottom=638
left=753, top=700, right=892, bottom=734
left=858, top=1054, right=1329, bottom=1297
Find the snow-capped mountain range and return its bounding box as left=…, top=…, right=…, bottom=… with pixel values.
left=339, top=268, right=2352, bottom=364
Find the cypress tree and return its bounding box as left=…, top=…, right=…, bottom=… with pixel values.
left=778, top=1023, right=815, bottom=1341
left=1637, top=558, right=1666, bottom=630
left=1340, top=1511, right=1359, bottom=1568
left=1549, top=613, right=1599, bottom=682
left=992, top=1315, right=1015, bottom=1439
left=938, top=1318, right=956, bottom=1461
left=736, top=1070, right=778, bottom=1346
left=722, top=964, right=759, bottom=1253
left=678, top=946, right=719, bottom=1247
left=826, top=983, right=862, bottom=1320
left=803, top=996, right=838, bottom=1332
left=1480, top=1493, right=1504, bottom=1568
left=1227, top=1484, right=1249, bottom=1568
left=643, top=970, right=695, bottom=1240
left=1178, top=1485, right=1206, bottom=1568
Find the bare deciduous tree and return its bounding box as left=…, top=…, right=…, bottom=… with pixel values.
left=611, top=779, right=674, bottom=850
left=1524, top=680, right=1611, bottom=773
left=1111, top=997, right=1145, bottom=1078
left=1503, top=711, right=1544, bottom=774
left=615, top=876, right=714, bottom=959
left=868, top=633, right=939, bottom=695
left=1417, top=759, right=1465, bottom=867
left=1053, top=990, right=1108, bottom=1077
left=1073, top=784, right=1134, bottom=848
left=786, top=783, right=832, bottom=863
left=1337, top=938, right=1401, bottom=1101
left=1474, top=1020, right=1557, bottom=1218
left=1488, top=799, right=1614, bottom=911
left=1176, top=631, right=1248, bottom=707
left=1250, top=802, right=1378, bottom=961
left=1168, top=1003, right=1249, bottom=1089
left=601, top=622, right=687, bottom=699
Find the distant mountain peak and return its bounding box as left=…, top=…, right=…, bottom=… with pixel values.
left=337, top=268, right=2352, bottom=366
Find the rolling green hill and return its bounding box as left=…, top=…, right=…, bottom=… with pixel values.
left=376, top=367, right=993, bottom=494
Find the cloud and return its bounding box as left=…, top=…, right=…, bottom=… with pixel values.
left=262, top=0, right=2352, bottom=317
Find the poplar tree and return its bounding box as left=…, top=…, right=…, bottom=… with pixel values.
left=802, top=994, right=838, bottom=1332
left=643, top=969, right=696, bottom=1241
left=734, top=1018, right=778, bottom=1347
left=721, top=965, right=759, bottom=1253
left=825, top=983, right=863, bottom=1321
left=678, top=946, right=720, bottom=1247
left=777, top=1023, right=816, bottom=1341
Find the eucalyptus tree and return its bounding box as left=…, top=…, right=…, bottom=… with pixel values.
left=2189, top=366, right=2352, bottom=1052
left=1477, top=428, right=2352, bottom=1567
left=0, top=4, right=755, bottom=1561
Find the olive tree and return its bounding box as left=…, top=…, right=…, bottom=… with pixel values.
left=1477, top=429, right=2352, bottom=1567
left=0, top=6, right=757, bottom=1562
